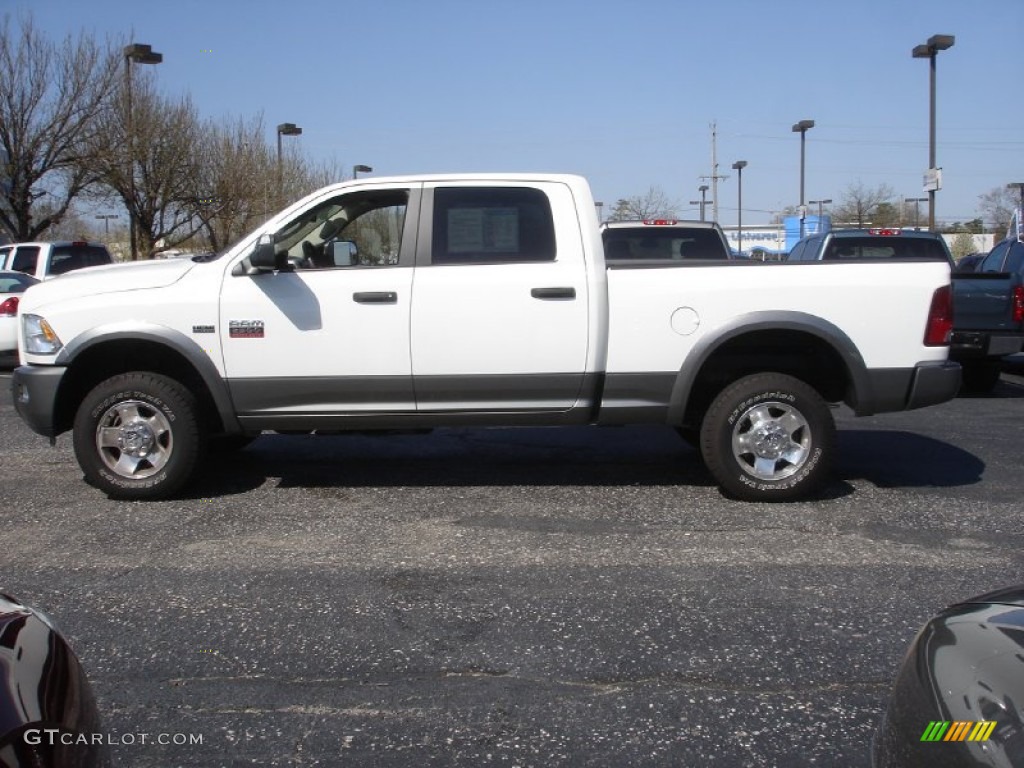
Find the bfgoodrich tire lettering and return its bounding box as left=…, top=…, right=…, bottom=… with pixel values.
left=73, top=372, right=201, bottom=500
left=700, top=373, right=835, bottom=502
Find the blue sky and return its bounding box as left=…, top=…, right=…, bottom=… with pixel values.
left=11, top=0, right=1024, bottom=226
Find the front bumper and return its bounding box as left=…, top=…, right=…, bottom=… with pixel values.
left=11, top=364, right=67, bottom=438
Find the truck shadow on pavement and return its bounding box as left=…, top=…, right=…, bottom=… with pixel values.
left=185, top=425, right=982, bottom=499
left=836, top=429, right=983, bottom=489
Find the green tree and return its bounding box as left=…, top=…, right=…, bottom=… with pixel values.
left=950, top=231, right=977, bottom=259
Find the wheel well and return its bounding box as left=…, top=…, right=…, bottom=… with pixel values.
left=682, top=329, right=850, bottom=429
left=54, top=340, right=223, bottom=436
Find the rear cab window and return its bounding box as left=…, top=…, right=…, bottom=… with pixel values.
left=602, top=221, right=730, bottom=265
left=821, top=233, right=950, bottom=262
left=48, top=243, right=113, bottom=276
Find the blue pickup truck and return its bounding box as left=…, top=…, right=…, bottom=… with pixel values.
left=949, top=235, right=1024, bottom=391
left=787, top=227, right=1023, bottom=392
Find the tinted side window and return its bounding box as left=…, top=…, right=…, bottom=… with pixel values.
left=1004, top=242, right=1024, bottom=275
left=980, top=241, right=1010, bottom=272
left=49, top=245, right=113, bottom=275
left=431, top=187, right=555, bottom=264
left=11, top=246, right=39, bottom=274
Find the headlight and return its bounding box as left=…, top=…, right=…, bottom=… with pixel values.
left=22, top=314, right=64, bottom=355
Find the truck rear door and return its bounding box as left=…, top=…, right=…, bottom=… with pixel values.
left=409, top=182, right=590, bottom=412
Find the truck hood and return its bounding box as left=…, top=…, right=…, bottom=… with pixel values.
left=20, top=258, right=197, bottom=312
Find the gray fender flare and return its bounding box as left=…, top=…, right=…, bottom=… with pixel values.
left=666, top=310, right=873, bottom=423
left=56, top=322, right=242, bottom=433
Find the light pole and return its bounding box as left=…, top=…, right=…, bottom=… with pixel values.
left=95, top=214, right=119, bottom=236
left=912, top=34, right=955, bottom=231
left=689, top=184, right=711, bottom=221
left=906, top=196, right=928, bottom=229
left=792, top=119, right=814, bottom=238
left=808, top=198, right=831, bottom=230
left=123, top=43, right=162, bottom=261
left=353, top=164, right=373, bottom=179
left=594, top=201, right=604, bottom=222
left=276, top=122, right=302, bottom=204
left=731, top=161, right=747, bottom=255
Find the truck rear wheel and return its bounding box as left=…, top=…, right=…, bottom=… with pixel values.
left=700, top=373, right=834, bottom=502
left=959, top=360, right=1001, bottom=394
left=73, top=372, right=201, bottom=500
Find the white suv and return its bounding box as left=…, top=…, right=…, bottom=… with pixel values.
left=0, top=241, right=114, bottom=280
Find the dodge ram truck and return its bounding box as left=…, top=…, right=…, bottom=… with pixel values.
left=10, top=174, right=961, bottom=502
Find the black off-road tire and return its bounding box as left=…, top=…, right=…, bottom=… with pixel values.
left=700, top=373, right=835, bottom=502
left=959, top=360, right=1001, bottom=394
left=207, top=434, right=257, bottom=454
left=72, top=372, right=202, bottom=500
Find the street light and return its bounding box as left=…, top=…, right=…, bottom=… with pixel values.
left=95, top=214, right=119, bottom=236
left=732, top=161, right=747, bottom=255
left=594, top=201, right=604, bottom=222
left=808, top=198, right=832, bottom=224
left=689, top=184, right=711, bottom=222
left=792, top=119, right=814, bottom=238
left=353, top=164, right=373, bottom=179
left=912, top=34, right=955, bottom=231
left=276, top=122, right=302, bottom=203
left=124, top=43, right=162, bottom=261
left=906, top=196, right=928, bottom=229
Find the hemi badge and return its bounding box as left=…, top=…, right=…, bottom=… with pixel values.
left=229, top=320, right=265, bottom=338
left=192, top=325, right=215, bottom=334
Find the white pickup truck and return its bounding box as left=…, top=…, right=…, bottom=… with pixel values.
left=10, top=174, right=960, bottom=502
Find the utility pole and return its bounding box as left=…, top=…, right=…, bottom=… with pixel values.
left=699, top=122, right=728, bottom=222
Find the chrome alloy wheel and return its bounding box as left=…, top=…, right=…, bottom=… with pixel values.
left=731, top=401, right=811, bottom=481
left=94, top=399, right=173, bottom=479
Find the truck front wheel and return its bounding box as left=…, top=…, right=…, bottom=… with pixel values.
left=73, top=373, right=201, bottom=500
left=700, top=373, right=835, bottom=502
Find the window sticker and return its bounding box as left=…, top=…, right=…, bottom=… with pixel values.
left=448, top=207, right=519, bottom=254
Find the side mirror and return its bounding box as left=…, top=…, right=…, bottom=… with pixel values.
left=326, top=240, right=358, bottom=267
left=250, top=234, right=282, bottom=270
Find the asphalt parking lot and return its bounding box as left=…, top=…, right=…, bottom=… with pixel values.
left=2, top=366, right=1023, bottom=767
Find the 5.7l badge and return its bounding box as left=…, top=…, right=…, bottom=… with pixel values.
left=229, top=320, right=265, bottom=339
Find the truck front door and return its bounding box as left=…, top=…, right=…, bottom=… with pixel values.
left=219, top=185, right=421, bottom=429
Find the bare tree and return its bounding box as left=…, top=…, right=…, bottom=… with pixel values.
left=832, top=181, right=895, bottom=227
left=84, top=73, right=206, bottom=258
left=978, top=186, right=1019, bottom=235
left=192, top=115, right=276, bottom=252
left=607, top=186, right=679, bottom=221
left=0, top=14, right=121, bottom=240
